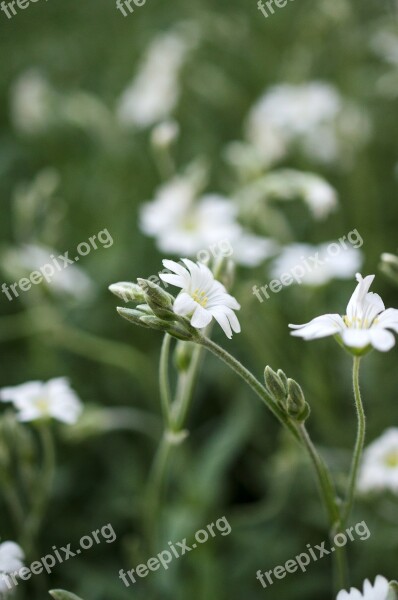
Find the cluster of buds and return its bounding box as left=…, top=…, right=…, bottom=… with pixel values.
left=109, top=280, right=198, bottom=342
left=264, top=366, right=310, bottom=423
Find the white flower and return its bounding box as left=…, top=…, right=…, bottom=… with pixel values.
left=0, top=378, right=83, bottom=424
left=10, top=69, right=54, bottom=135
left=245, top=82, right=368, bottom=167
left=117, top=30, right=194, bottom=128
left=0, top=541, right=24, bottom=595
left=336, top=575, right=389, bottom=600
left=140, top=177, right=275, bottom=266
left=271, top=243, right=362, bottom=286
left=2, top=244, right=93, bottom=300
left=159, top=259, right=241, bottom=339
left=358, top=428, right=398, bottom=494
left=289, top=273, right=398, bottom=352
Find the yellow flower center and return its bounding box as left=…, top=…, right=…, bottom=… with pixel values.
left=384, top=450, right=398, bottom=468
left=35, top=396, right=50, bottom=414
left=192, top=288, right=209, bottom=308
left=343, top=316, right=377, bottom=329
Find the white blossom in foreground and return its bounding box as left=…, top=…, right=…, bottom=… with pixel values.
left=358, top=428, right=398, bottom=494
left=159, top=259, right=241, bottom=339
left=290, top=273, right=398, bottom=352
left=336, top=575, right=390, bottom=600
left=0, top=378, right=83, bottom=424
left=271, top=243, right=362, bottom=287
left=140, top=176, right=275, bottom=266
left=0, top=541, right=24, bottom=595
left=117, top=30, right=194, bottom=128
left=245, top=82, right=369, bottom=167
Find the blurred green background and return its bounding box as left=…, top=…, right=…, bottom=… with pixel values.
left=1, top=0, right=398, bottom=598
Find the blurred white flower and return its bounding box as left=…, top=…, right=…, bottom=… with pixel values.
left=358, top=428, right=398, bottom=494
left=117, top=29, right=194, bottom=128
left=251, top=169, right=338, bottom=220
left=2, top=244, right=93, bottom=300
left=0, top=378, right=83, bottom=424
left=336, top=575, right=389, bottom=600
left=0, top=541, right=24, bottom=595
left=245, top=82, right=369, bottom=167
left=159, top=259, right=241, bottom=339
left=140, top=176, right=275, bottom=266
left=271, top=242, right=362, bottom=286
left=150, top=120, right=180, bottom=148
left=290, top=273, right=398, bottom=352
left=10, top=69, right=54, bottom=135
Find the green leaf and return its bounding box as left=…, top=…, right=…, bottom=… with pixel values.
left=49, top=590, right=84, bottom=600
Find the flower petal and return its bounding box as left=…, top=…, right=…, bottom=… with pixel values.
left=346, top=273, right=375, bottom=320
left=158, top=273, right=185, bottom=288
left=376, top=308, right=398, bottom=333
left=369, top=328, right=395, bottom=352
left=173, top=292, right=197, bottom=316
left=190, top=305, right=213, bottom=329
left=289, top=314, right=345, bottom=340
left=341, top=328, right=371, bottom=349
left=211, top=309, right=233, bottom=339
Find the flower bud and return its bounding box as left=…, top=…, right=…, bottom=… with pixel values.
left=174, top=341, right=194, bottom=372
left=264, top=366, right=287, bottom=404
left=117, top=306, right=152, bottom=328
left=109, top=282, right=145, bottom=303
left=137, top=278, right=175, bottom=319
left=286, top=379, right=310, bottom=422
left=164, top=321, right=196, bottom=341
left=277, top=369, right=288, bottom=392
left=380, top=253, right=398, bottom=285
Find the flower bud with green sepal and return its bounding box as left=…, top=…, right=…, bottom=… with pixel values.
left=264, top=366, right=287, bottom=406
left=286, top=378, right=310, bottom=423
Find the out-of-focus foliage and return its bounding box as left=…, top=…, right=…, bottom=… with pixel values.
left=1, top=0, right=398, bottom=599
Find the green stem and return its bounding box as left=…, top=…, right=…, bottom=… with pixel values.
left=298, top=425, right=339, bottom=524
left=159, top=334, right=172, bottom=426
left=343, top=356, right=365, bottom=525
left=144, top=343, right=204, bottom=549
left=22, top=423, right=56, bottom=557
left=199, top=336, right=300, bottom=442
left=298, top=425, right=348, bottom=591
left=199, top=335, right=348, bottom=591
left=171, top=345, right=203, bottom=431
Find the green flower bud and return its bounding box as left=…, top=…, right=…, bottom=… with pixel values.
left=117, top=307, right=152, bottom=328
left=49, top=591, right=84, bottom=600
left=264, top=366, right=287, bottom=404
left=137, top=278, right=175, bottom=320
left=388, top=581, right=398, bottom=599
left=109, top=282, right=145, bottom=303
left=137, top=278, right=173, bottom=308
left=164, top=321, right=196, bottom=341
left=277, top=369, right=288, bottom=392
left=174, top=341, right=194, bottom=372
left=286, top=379, right=310, bottom=422
left=140, top=315, right=171, bottom=330
left=213, top=257, right=235, bottom=290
